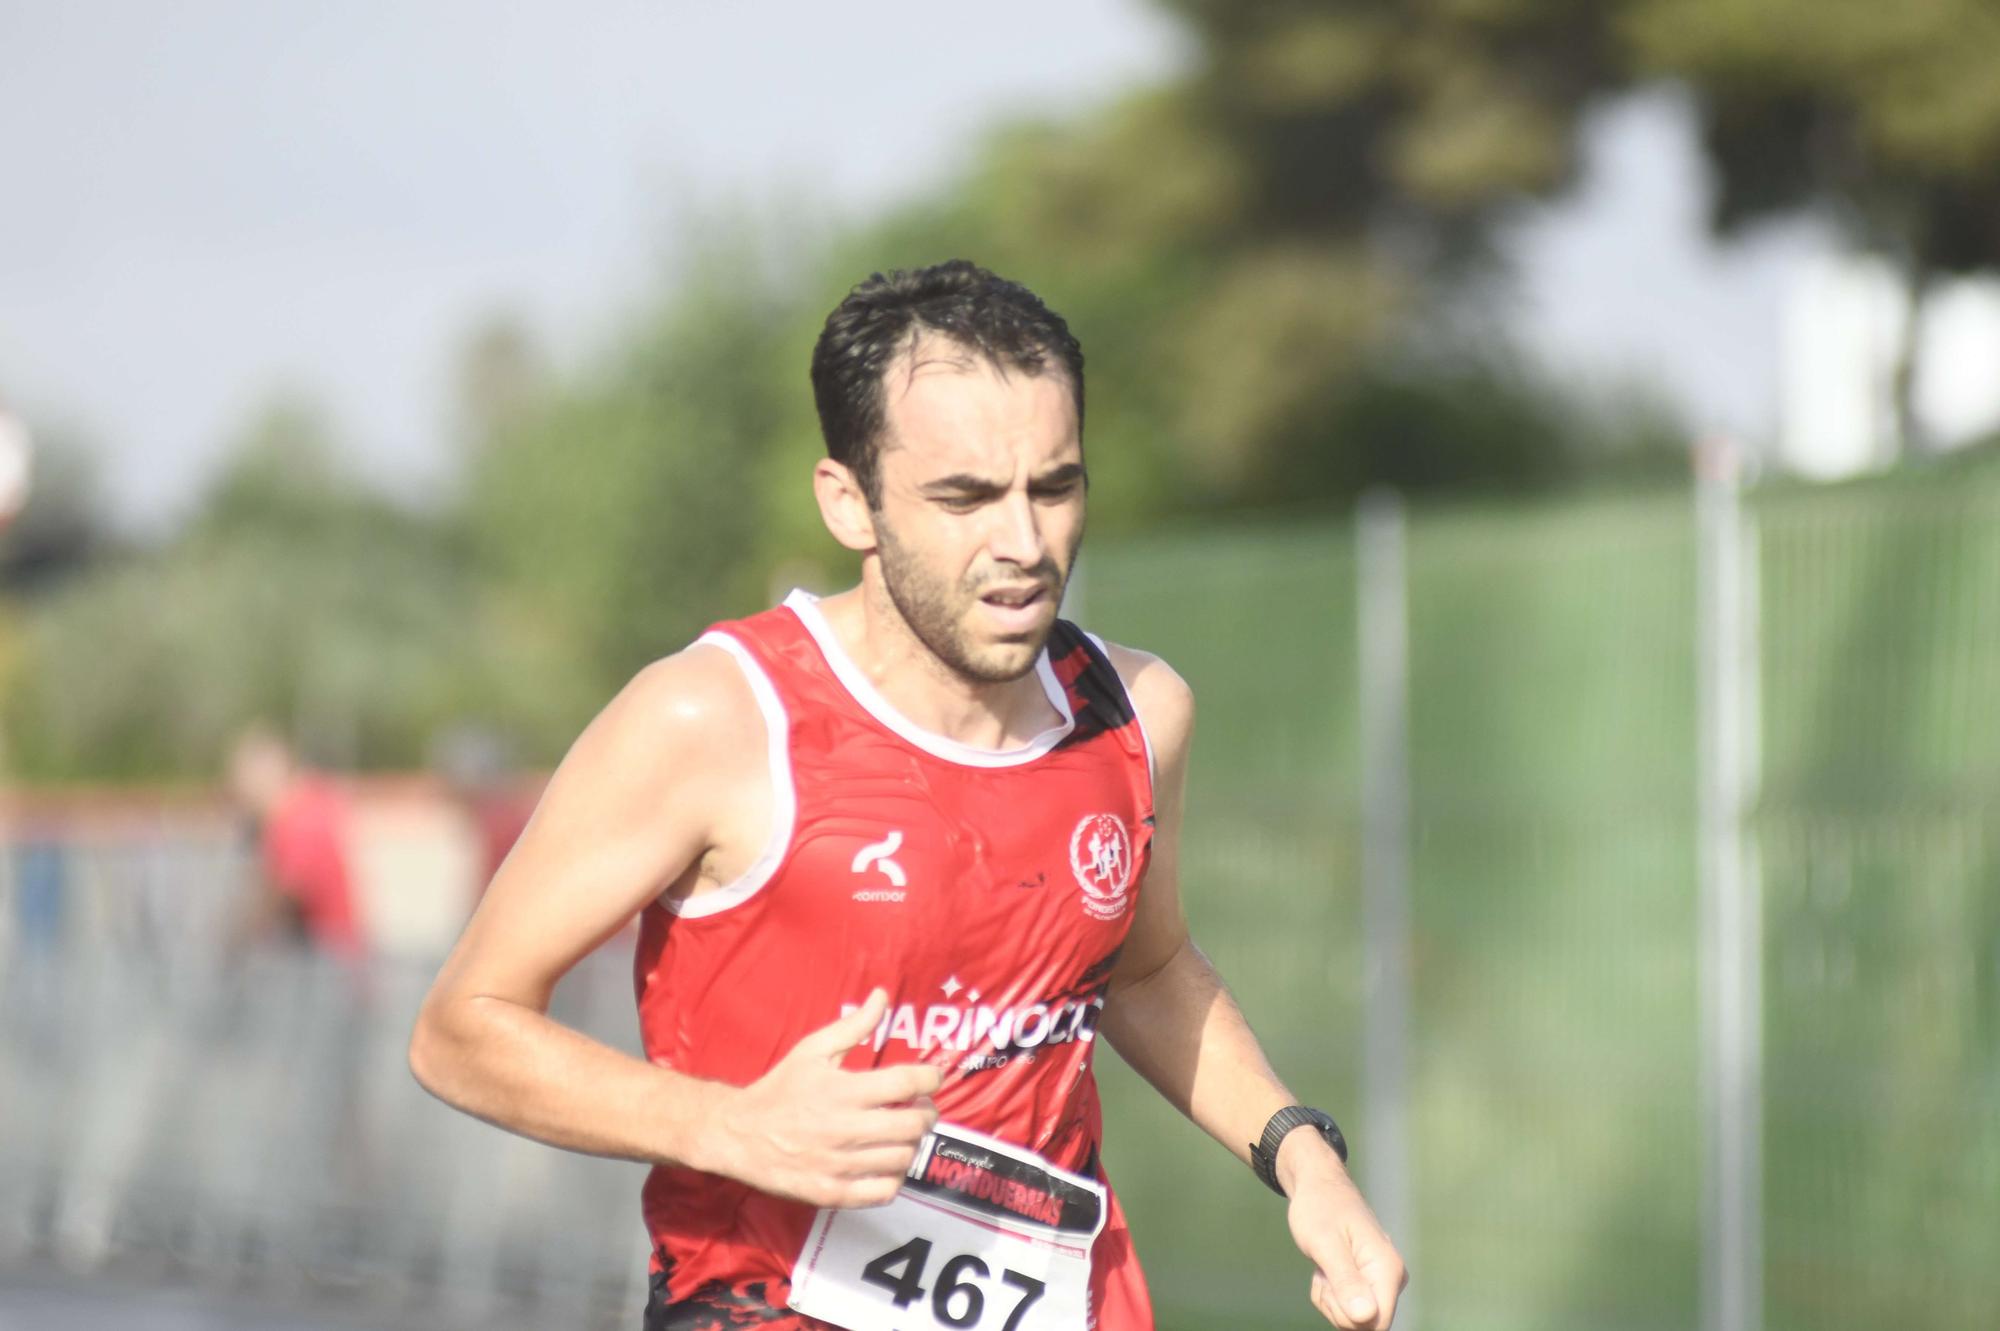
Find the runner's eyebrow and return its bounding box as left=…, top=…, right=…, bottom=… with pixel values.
left=919, top=463, right=1087, bottom=496
left=920, top=473, right=1007, bottom=496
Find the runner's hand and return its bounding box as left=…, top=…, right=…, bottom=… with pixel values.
left=711, top=988, right=941, bottom=1208
left=1285, top=1158, right=1407, bottom=1329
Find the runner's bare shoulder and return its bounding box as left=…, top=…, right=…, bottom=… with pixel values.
left=518, top=641, right=769, bottom=870
left=1093, top=640, right=1194, bottom=761
left=579, top=641, right=768, bottom=795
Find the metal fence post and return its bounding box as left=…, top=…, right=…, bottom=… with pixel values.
left=1697, top=439, right=1763, bottom=1331
left=1358, top=489, right=1416, bottom=1324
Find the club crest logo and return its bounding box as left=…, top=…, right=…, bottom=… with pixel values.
left=1069, top=813, right=1134, bottom=920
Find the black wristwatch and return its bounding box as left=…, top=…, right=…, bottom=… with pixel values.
left=1250, top=1105, right=1348, bottom=1196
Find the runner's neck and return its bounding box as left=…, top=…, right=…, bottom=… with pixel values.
left=796, top=586, right=1069, bottom=756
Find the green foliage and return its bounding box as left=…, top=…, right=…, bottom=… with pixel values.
left=460, top=239, right=830, bottom=715
left=61, top=0, right=1993, bottom=781
left=2, top=399, right=502, bottom=781
left=1627, top=0, right=2000, bottom=270
left=1626, top=0, right=2000, bottom=447
left=1160, top=0, right=1636, bottom=243
left=1320, top=349, right=1691, bottom=499
left=876, top=0, right=1697, bottom=514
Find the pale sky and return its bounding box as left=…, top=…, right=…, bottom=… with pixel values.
left=1502, top=87, right=1831, bottom=445
left=0, top=3, right=1824, bottom=532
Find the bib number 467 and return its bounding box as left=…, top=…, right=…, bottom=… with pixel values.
left=861, top=1237, right=1047, bottom=1331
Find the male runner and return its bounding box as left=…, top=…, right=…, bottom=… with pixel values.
left=410, top=261, right=1406, bottom=1330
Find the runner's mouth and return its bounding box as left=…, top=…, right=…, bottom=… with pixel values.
left=979, top=586, right=1047, bottom=610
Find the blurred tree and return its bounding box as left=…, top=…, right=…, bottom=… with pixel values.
left=1158, top=1, right=1632, bottom=249
left=2, top=397, right=497, bottom=781
left=1627, top=0, right=2000, bottom=453
left=884, top=0, right=1657, bottom=513
left=460, top=233, right=824, bottom=724
left=192, top=396, right=393, bottom=544
left=455, top=314, right=551, bottom=454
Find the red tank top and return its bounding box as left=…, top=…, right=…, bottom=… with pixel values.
left=635, top=590, right=1157, bottom=1330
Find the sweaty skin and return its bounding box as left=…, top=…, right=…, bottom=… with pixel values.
left=409, top=344, right=1406, bottom=1329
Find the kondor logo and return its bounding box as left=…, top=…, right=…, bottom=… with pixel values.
left=850, top=830, right=907, bottom=902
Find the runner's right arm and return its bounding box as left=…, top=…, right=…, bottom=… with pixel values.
left=408, top=645, right=939, bottom=1207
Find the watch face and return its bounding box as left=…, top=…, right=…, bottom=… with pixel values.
left=1307, top=1110, right=1349, bottom=1161
left=1278, top=1108, right=1347, bottom=1161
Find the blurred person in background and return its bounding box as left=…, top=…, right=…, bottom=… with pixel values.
left=224, top=724, right=383, bottom=1229
left=226, top=724, right=363, bottom=960
left=433, top=725, right=541, bottom=908
left=411, top=261, right=1405, bottom=1331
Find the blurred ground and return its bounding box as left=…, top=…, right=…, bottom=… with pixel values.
left=0, top=1274, right=402, bottom=1331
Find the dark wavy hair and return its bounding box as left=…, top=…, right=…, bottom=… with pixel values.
left=809, top=260, right=1085, bottom=506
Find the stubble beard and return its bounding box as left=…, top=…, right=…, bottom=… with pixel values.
left=874, top=517, right=1076, bottom=686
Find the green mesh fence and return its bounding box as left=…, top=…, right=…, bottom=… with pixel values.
left=1085, top=521, right=1366, bottom=1329
left=1404, top=492, right=1700, bottom=1331
left=1755, top=467, right=2000, bottom=1331
left=1079, top=456, right=2000, bottom=1331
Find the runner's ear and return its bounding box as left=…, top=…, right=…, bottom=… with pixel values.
left=814, top=459, right=878, bottom=554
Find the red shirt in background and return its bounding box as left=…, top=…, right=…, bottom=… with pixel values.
left=263, top=775, right=363, bottom=957
left=469, top=783, right=541, bottom=895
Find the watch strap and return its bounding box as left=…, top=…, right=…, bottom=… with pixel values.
left=1250, top=1105, right=1348, bottom=1196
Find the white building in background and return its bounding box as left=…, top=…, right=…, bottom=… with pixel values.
left=1778, top=253, right=2000, bottom=478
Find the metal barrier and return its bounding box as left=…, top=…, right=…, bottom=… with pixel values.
left=0, top=825, right=651, bottom=1330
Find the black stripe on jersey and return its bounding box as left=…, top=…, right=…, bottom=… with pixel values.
left=645, top=1274, right=790, bottom=1329
left=1049, top=619, right=1137, bottom=744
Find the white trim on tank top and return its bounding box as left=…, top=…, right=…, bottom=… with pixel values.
left=783, top=588, right=1076, bottom=769
left=1084, top=628, right=1157, bottom=792
left=663, top=632, right=797, bottom=918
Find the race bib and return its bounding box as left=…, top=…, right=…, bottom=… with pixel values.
left=788, top=1124, right=1106, bottom=1331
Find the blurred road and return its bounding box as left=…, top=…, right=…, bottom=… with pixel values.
left=0, top=1276, right=404, bottom=1330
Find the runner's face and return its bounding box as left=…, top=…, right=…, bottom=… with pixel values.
left=870, top=346, right=1085, bottom=684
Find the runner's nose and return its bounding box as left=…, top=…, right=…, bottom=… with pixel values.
left=984, top=491, right=1046, bottom=569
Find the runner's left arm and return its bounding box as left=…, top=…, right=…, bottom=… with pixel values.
left=1098, top=645, right=1407, bottom=1331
